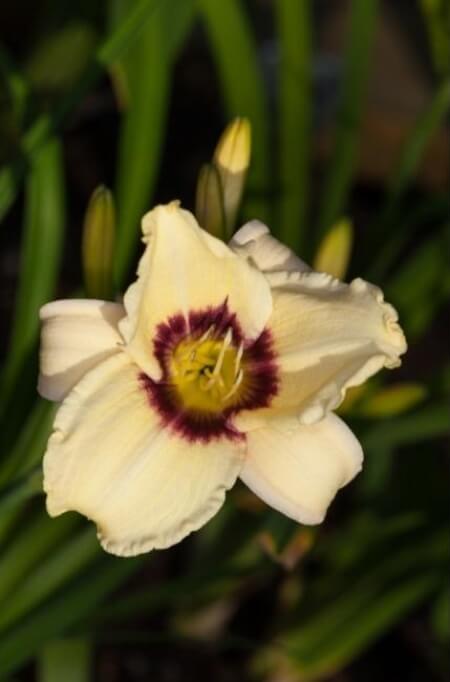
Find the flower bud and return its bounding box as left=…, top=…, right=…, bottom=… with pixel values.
left=314, top=218, right=353, bottom=280
left=359, top=383, right=427, bottom=417
left=213, top=117, right=251, bottom=236
left=195, top=163, right=225, bottom=239
left=82, top=185, right=115, bottom=299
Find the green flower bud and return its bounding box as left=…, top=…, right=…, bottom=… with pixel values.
left=82, top=186, right=115, bottom=300
left=195, top=163, right=225, bottom=240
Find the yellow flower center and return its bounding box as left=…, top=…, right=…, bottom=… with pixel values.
left=168, top=327, right=244, bottom=413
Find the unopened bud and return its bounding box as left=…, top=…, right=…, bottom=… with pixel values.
left=195, top=163, right=225, bottom=239
left=213, top=117, right=251, bottom=236
left=313, top=218, right=353, bottom=280
left=359, top=383, right=427, bottom=417
left=82, top=185, right=115, bottom=299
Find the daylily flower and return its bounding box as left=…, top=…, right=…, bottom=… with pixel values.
left=39, top=202, right=406, bottom=556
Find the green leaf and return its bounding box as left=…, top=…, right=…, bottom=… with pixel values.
left=267, top=531, right=447, bottom=680
left=0, top=468, right=42, bottom=518
left=362, top=404, right=449, bottom=453
left=431, top=587, right=450, bottom=642
left=38, top=638, right=92, bottom=682
left=282, top=574, right=439, bottom=680
left=0, top=508, right=21, bottom=547
left=276, top=0, right=312, bottom=253
left=370, top=79, right=450, bottom=254
left=25, top=23, right=96, bottom=93
left=0, top=139, right=64, bottom=422
left=386, top=224, right=450, bottom=339
left=0, top=46, right=29, bottom=149
left=0, top=399, right=56, bottom=487
left=0, top=528, right=99, bottom=633
left=0, top=511, right=78, bottom=606
left=0, top=554, right=143, bottom=676
left=317, top=0, right=378, bottom=240
left=160, top=0, right=197, bottom=62
left=0, top=0, right=164, bottom=223
left=419, top=0, right=450, bottom=76
left=199, top=0, right=271, bottom=224
left=112, top=0, right=172, bottom=287
left=367, top=194, right=449, bottom=282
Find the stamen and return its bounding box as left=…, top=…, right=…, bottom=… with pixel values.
left=222, top=368, right=244, bottom=401
left=206, top=327, right=233, bottom=388
left=198, top=325, right=214, bottom=343
left=234, top=341, right=244, bottom=377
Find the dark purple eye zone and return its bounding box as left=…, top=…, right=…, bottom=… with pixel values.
left=140, top=301, right=279, bottom=443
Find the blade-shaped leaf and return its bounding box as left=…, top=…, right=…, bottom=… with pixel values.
left=317, top=0, right=378, bottom=240
left=112, top=0, right=172, bottom=287
left=276, top=0, right=312, bottom=252
left=0, top=138, right=64, bottom=427
left=0, top=0, right=163, bottom=223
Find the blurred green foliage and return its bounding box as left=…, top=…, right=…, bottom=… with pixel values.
left=0, top=1, right=448, bottom=680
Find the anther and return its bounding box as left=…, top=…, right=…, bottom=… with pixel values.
left=206, top=327, right=233, bottom=388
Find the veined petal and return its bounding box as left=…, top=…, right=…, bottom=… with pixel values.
left=240, top=413, right=363, bottom=524
left=38, top=299, right=125, bottom=402
left=119, top=203, right=272, bottom=380
left=43, top=353, right=244, bottom=556
left=238, top=272, right=406, bottom=430
left=230, top=220, right=309, bottom=275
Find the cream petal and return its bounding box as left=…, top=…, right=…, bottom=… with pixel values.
left=240, top=413, right=363, bottom=524
left=229, top=220, right=310, bottom=275
left=38, top=299, right=125, bottom=402
left=119, top=203, right=272, bottom=380
left=43, top=353, right=244, bottom=556
left=238, top=273, right=406, bottom=430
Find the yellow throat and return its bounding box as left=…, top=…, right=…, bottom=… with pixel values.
left=168, top=328, right=244, bottom=413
